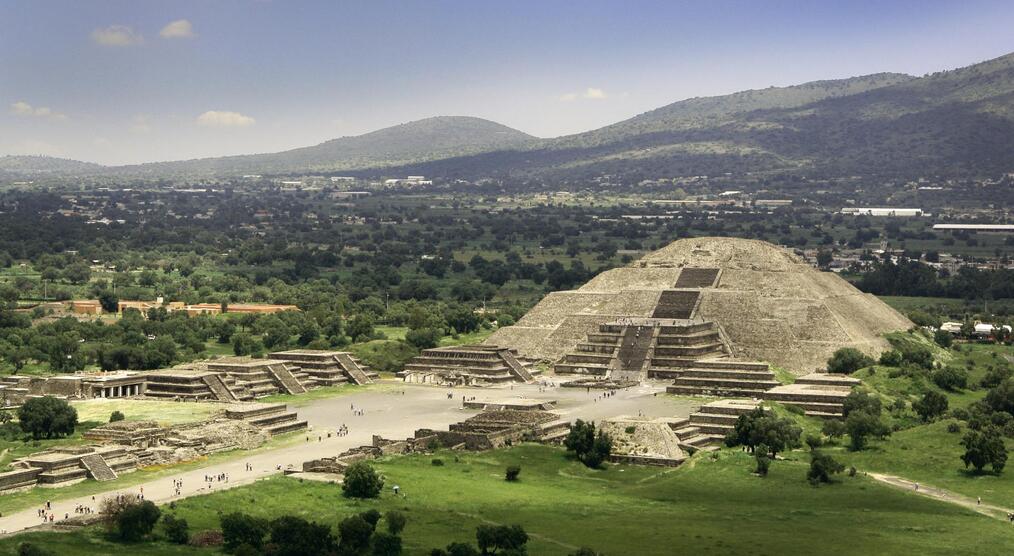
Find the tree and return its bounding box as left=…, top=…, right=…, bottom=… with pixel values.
left=827, top=347, right=873, bottom=374
left=115, top=500, right=161, bottom=541
left=109, top=410, right=125, bottom=423
left=816, top=250, right=833, bottom=269
left=961, top=427, right=1007, bottom=474
left=338, top=515, right=375, bottom=554
left=878, top=350, right=903, bottom=367
left=221, top=512, right=267, bottom=553
left=347, top=314, right=375, bottom=342
left=63, top=262, right=91, bottom=285
left=842, top=390, right=881, bottom=418
left=476, top=524, right=529, bottom=555
left=405, top=327, right=442, bottom=350
left=932, top=366, right=968, bottom=391
left=754, top=443, right=771, bottom=476
left=912, top=391, right=949, bottom=421
left=821, top=419, right=847, bottom=441
left=807, top=452, right=845, bottom=485
left=342, top=461, right=384, bottom=499
left=845, top=411, right=889, bottom=451
left=724, top=408, right=802, bottom=458
left=268, top=515, right=337, bottom=556
left=98, top=291, right=119, bottom=313
left=985, top=378, right=1014, bottom=414
left=933, top=329, right=953, bottom=348
left=17, top=396, right=77, bottom=439
left=161, top=514, right=189, bottom=545
left=231, top=332, right=260, bottom=357
left=564, top=420, right=612, bottom=469
left=371, top=532, right=403, bottom=556
left=385, top=511, right=407, bottom=536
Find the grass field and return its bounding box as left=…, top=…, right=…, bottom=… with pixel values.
left=4, top=444, right=1014, bottom=555
left=72, top=399, right=222, bottom=427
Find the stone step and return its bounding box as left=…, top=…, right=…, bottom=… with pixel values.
left=662, top=359, right=770, bottom=371
left=672, top=377, right=780, bottom=390
left=80, top=454, right=118, bottom=482
left=553, top=363, right=610, bottom=375
left=689, top=412, right=741, bottom=426
left=763, top=390, right=850, bottom=404
left=263, top=419, right=308, bottom=436
left=667, top=385, right=771, bottom=398
left=249, top=412, right=298, bottom=427
left=676, top=369, right=778, bottom=380
left=772, top=400, right=844, bottom=414
left=652, top=343, right=725, bottom=356
left=794, top=374, right=863, bottom=387
left=690, top=422, right=735, bottom=435
left=673, top=425, right=700, bottom=437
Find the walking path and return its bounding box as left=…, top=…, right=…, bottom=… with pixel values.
left=868, top=472, right=1014, bottom=521
left=0, top=379, right=686, bottom=536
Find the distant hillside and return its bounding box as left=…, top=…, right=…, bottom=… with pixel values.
left=114, top=116, right=537, bottom=177
left=382, top=53, right=1014, bottom=181
left=0, top=155, right=104, bottom=176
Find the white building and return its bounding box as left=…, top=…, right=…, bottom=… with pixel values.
left=841, top=208, right=923, bottom=217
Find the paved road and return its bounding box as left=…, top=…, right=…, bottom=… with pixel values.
left=0, top=379, right=694, bottom=536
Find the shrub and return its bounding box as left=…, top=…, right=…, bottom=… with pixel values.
left=162, top=514, right=190, bottom=544
left=981, top=365, right=1013, bottom=389
left=16, top=543, right=56, bottom=556
left=188, top=530, right=224, bottom=548
left=505, top=465, right=521, bottom=482
left=754, top=444, right=771, bottom=477
left=951, top=407, right=970, bottom=421
left=476, top=524, right=529, bottom=555
left=933, top=329, right=953, bottom=348
left=878, top=350, right=903, bottom=367
left=359, top=509, right=382, bottom=529
left=268, top=514, right=337, bottom=556
left=371, top=532, right=403, bottom=556
left=913, top=391, right=949, bottom=421
left=624, top=425, right=636, bottom=434
left=109, top=411, right=125, bottom=423
left=17, top=396, right=77, bottom=439
left=385, top=511, right=407, bottom=536
left=827, top=348, right=873, bottom=374
left=221, top=513, right=267, bottom=552
left=805, top=434, right=823, bottom=450
left=115, top=500, right=161, bottom=542
left=431, top=458, right=444, bottom=466
left=338, top=515, right=374, bottom=554
left=724, top=408, right=802, bottom=458
left=899, top=345, right=934, bottom=369
left=342, top=461, right=384, bottom=499
left=405, top=327, right=443, bottom=350
left=985, top=379, right=1014, bottom=414
left=932, top=366, right=968, bottom=391
left=807, top=452, right=845, bottom=485
left=948, top=422, right=962, bottom=433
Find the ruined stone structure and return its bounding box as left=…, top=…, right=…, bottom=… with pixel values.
left=0, top=402, right=306, bottom=493
left=268, top=349, right=377, bottom=385
left=487, top=237, right=911, bottom=374
left=666, top=399, right=765, bottom=450
left=400, top=345, right=538, bottom=385
left=600, top=416, right=688, bottom=466
left=1, top=373, right=146, bottom=407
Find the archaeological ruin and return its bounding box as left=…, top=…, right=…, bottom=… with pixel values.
left=400, top=345, right=538, bottom=385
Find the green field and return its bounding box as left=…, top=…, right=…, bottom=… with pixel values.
left=4, top=445, right=1013, bottom=555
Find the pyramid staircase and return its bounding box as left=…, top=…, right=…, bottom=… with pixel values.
left=80, top=453, right=118, bottom=481
left=499, top=349, right=535, bottom=383
left=267, top=363, right=307, bottom=394
left=201, top=374, right=240, bottom=402
left=334, top=353, right=373, bottom=385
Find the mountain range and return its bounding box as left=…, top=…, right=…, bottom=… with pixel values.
left=6, top=52, right=1014, bottom=181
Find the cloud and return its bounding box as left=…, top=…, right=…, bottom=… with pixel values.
left=10, top=101, right=67, bottom=121
left=91, top=25, right=143, bottom=46
left=196, top=110, right=256, bottom=127
left=558, top=88, right=608, bottom=102
left=160, top=19, right=195, bottom=39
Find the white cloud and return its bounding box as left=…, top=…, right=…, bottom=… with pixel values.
left=558, top=87, right=608, bottom=102
left=160, top=19, right=195, bottom=39
left=196, top=110, right=256, bottom=127
left=10, top=101, right=67, bottom=121
left=91, top=25, right=144, bottom=46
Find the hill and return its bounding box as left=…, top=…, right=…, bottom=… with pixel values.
left=380, top=52, right=1014, bottom=181
left=0, top=155, right=105, bottom=176
left=113, top=116, right=537, bottom=177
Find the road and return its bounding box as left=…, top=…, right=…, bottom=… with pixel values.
left=0, top=379, right=694, bottom=536
left=868, top=472, right=1014, bottom=521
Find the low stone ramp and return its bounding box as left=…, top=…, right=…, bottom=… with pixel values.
left=80, top=454, right=117, bottom=482
left=267, top=364, right=306, bottom=394
left=498, top=349, right=534, bottom=383
left=612, top=325, right=653, bottom=381
left=334, top=353, right=372, bottom=385
left=202, top=374, right=239, bottom=402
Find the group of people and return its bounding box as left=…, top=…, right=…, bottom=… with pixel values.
left=171, top=478, right=184, bottom=496
left=350, top=403, right=367, bottom=416
left=72, top=504, right=95, bottom=515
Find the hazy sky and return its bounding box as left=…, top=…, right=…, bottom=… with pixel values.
left=3, top=0, right=1013, bottom=166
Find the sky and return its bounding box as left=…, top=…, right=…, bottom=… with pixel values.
left=2, top=0, right=1014, bottom=166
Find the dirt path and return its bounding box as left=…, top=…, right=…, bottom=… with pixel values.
left=868, top=472, right=1014, bottom=521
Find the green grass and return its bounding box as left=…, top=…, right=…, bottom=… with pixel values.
left=5, top=444, right=1014, bottom=555
left=72, top=399, right=222, bottom=427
